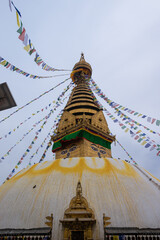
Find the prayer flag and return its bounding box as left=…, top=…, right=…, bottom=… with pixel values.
left=37, top=60, right=43, bottom=66
left=24, top=44, right=30, bottom=52
left=16, top=11, right=20, bottom=27
left=138, top=138, right=143, bottom=143
left=134, top=135, right=139, bottom=140
left=147, top=117, right=151, bottom=123
left=19, top=28, right=26, bottom=41
left=9, top=0, right=12, bottom=11
left=6, top=63, right=11, bottom=68
left=34, top=53, right=39, bottom=62
left=157, top=151, right=160, bottom=156
left=145, top=143, right=151, bottom=148
left=29, top=39, right=32, bottom=48
left=0, top=60, right=7, bottom=66
left=151, top=118, right=156, bottom=124
left=141, top=140, right=147, bottom=146
left=29, top=48, right=36, bottom=55
left=17, top=22, right=23, bottom=34
left=23, top=33, right=28, bottom=46
left=0, top=57, right=4, bottom=63
left=156, top=120, right=160, bottom=126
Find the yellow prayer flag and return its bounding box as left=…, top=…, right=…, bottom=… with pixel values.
left=36, top=56, right=41, bottom=61
left=16, top=11, right=20, bottom=27
left=138, top=114, right=142, bottom=117
left=24, top=44, right=30, bottom=52
left=136, top=130, right=141, bottom=134
left=15, top=166, right=18, bottom=169
left=141, top=140, right=147, bottom=146
left=0, top=60, right=7, bottom=66
left=125, top=128, right=129, bottom=132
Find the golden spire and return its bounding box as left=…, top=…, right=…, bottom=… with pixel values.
left=52, top=55, right=115, bottom=159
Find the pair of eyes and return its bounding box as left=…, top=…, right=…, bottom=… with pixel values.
left=91, top=146, right=106, bottom=154
left=61, top=145, right=77, bottom=155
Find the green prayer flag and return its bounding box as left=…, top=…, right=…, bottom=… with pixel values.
left=17, top=22, right=23, bottom=34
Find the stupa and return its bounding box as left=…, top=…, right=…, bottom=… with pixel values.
left=0, top=54, right=160, bottom=240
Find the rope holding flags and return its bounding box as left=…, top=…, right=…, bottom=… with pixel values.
left=115, top=139, right=137, bottom=165
left=28, top=116, right=61, bottom=165
left=88, top=86, right=160, bottom=157
left=0, top=82, right=73, bottom=140
left=9, top=1, right=71, bottom=72
left=0, top=85, right=72, bottom=163
left=90, top=79, right=160, bottom=127
left=0, top=56, right=70, bottom=79
left=0, top=77, right=71, bottom=124
left=5, top=109, right=63, bottom=181
left=103, top=108, right=160, bottom=157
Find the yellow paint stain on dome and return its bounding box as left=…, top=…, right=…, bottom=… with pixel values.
left=6, top=157, right=141, bottom=184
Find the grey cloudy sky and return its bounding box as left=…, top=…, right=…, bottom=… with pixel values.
left=0, top=0, right=160, bottom=184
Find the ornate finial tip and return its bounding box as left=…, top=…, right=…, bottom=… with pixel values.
left=80, top=52, right=85, bottom=61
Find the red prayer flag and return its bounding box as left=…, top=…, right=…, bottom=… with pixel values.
left=157, top=151, right=160, bottom=156
left=6, top=63, right=11, bottom=69
left=151, top=118, right=156, bottom=124
left=37, top=60, right=43, bottom=66
left=18, top=28, right=26, bottom=41
left=29, top=48, right=36, bottom=55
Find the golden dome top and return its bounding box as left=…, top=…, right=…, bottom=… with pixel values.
left=73, top=53, right=92, bottom=77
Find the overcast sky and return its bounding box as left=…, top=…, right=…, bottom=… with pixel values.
left=0, top=0, right=160, bottom=184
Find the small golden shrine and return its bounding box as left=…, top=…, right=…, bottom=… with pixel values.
left=60, top=181, right=96, bottom=240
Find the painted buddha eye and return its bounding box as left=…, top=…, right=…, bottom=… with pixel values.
left=100, top=149, right=106, bottom=154
left=91, top=145, right=98, bottom=151
left=61, top=149, right=68, bottom=155
left=69, top=145, right=77, bottom=152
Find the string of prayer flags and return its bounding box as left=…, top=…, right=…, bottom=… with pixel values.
left=10, top=2, right=70, bottom=72
left=104, top=108, right=157, bottom=146
left=0, top=56, right=55, bottom=79
left=89, top=79, right=160, bottom=127
left=0, top=78, right=71, bottom=124
left=6, top=108, right=55, bottom=180
left=28, top=123, right=58, bottom=165
left=115, top=139, right=137, bottom=165
left=111, top=104, right=160, bottom=138
left=0, top=87, right=71, bottom=163
left=6, top=108, right=64, bottom=180
left=0, top=110, right=52, bottom=163
left=103, top=108, right=160, bottom=157
left=39, top=140, right=52, bottom=163
left=36, top=111, right=63, bottom=165
left=0, top=82, right=73, bottom=140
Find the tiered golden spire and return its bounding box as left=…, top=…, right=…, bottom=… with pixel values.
left=52, top=54, right=115, bottom=159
